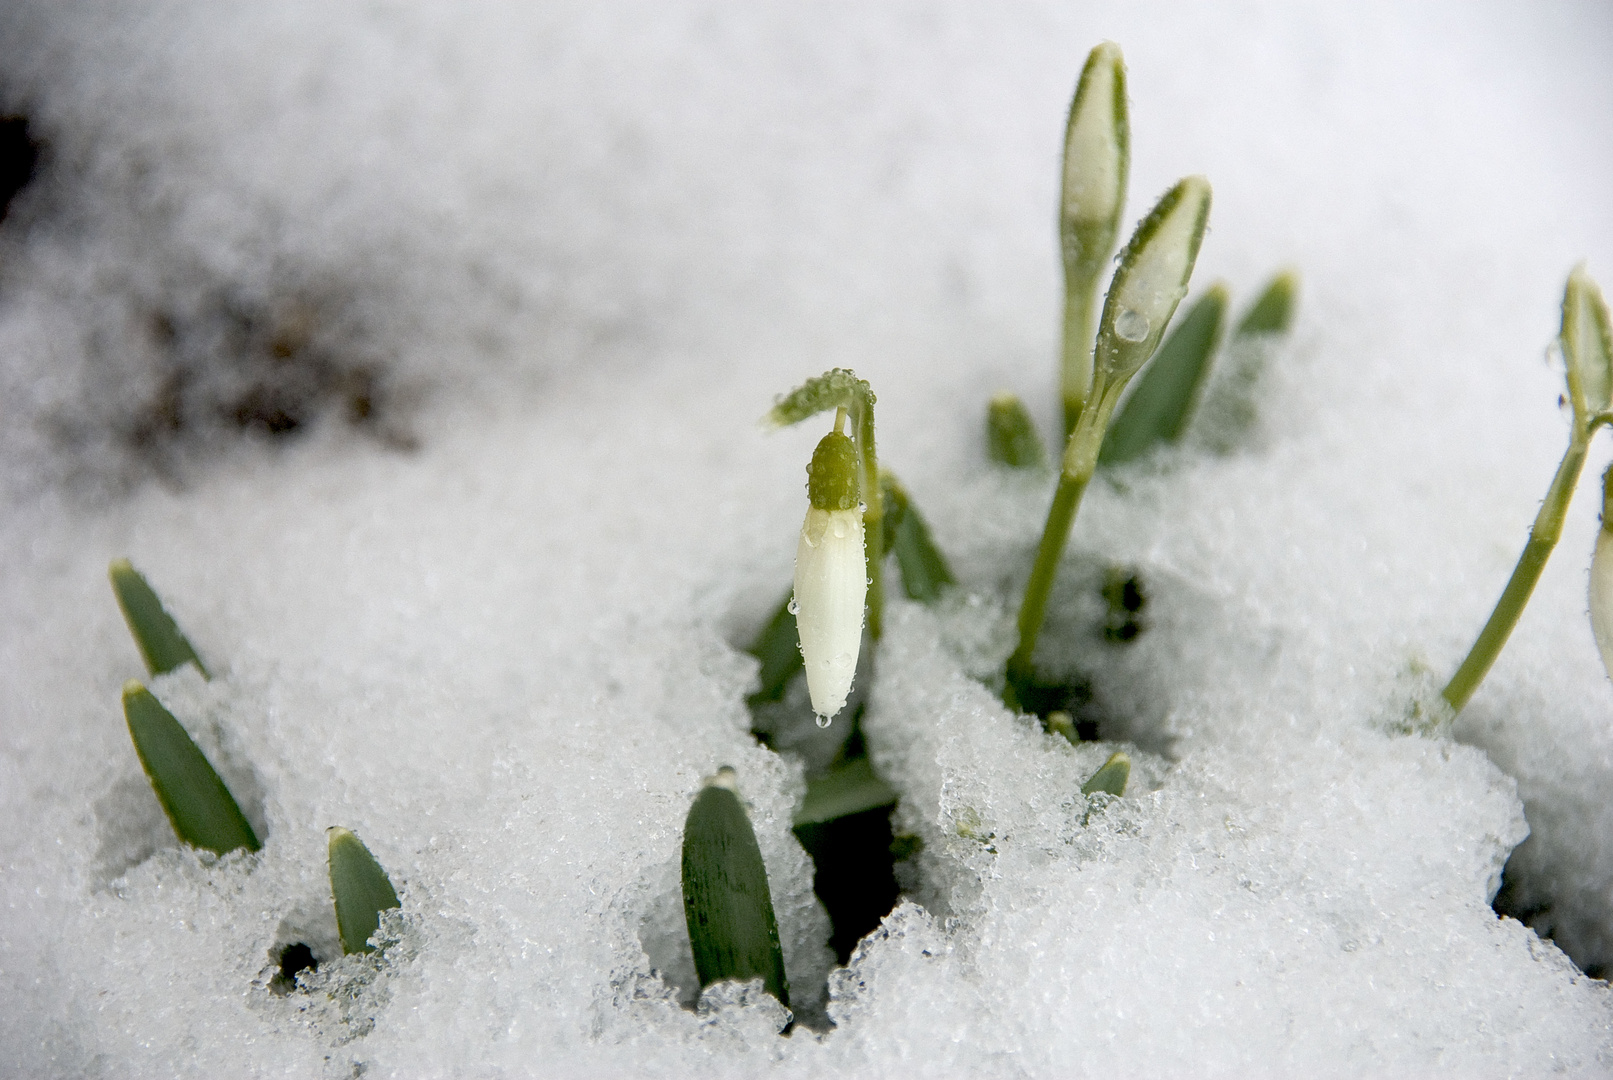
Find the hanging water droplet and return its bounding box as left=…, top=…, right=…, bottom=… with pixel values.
left=787, top=597, right=799, bottom=615
left=1114, top=308, right=1149, bottom=342
left=815, top=713, right=833, bottom=729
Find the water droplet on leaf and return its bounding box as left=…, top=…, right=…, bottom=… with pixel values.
left=1114, top=308, right=1149, bottom=342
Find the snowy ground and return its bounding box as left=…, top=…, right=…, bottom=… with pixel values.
left=2, top=1, right=1613, bottom=1076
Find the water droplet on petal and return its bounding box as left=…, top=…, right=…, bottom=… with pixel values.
left=787, top=597, right=799, bottom=615
left=1114, top=308, right=1149, bottom=342
left=815, top=714, right=833, bottom=729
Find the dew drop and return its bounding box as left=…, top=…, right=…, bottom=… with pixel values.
left=815, top=714, right=833, bottom=729
left=787, top=597, right=799, bottom=615
left=1114, top=308, right=1149, bottom=342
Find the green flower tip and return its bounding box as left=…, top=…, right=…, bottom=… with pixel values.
left=1563, top=264, right=1613, bottom=431
left=807, top=431, right=861, bottom=510
left=1061, top=42, right=1129, bottom=274
left=1096, top=175, right=1213, bottom=386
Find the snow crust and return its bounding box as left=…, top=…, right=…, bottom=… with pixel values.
left=2, top=0, right=1613, bottom=1076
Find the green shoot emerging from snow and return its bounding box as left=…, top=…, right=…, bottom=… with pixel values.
left=1007, top=176, right=1212, bottom=708
left=1441, top=266, right=1613, bottom=715
left=681, top=768, right=789, bottom=1009
left=110, top=559, right=209, bottom=678
left=328, top=827, right=402, bottom=955
left=123, top=681, right=259, bottom=855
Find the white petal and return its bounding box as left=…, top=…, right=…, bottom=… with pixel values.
left=793, top=506, right=866, bottom=719
left=1591, top=526, right=1613, bottom=682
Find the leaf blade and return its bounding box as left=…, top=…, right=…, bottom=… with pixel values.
left=328, top=827, right=402, bottom=955
left=123, top=681, right=258, bottom=855
left=109, top=559, right=208, bottom=678
left=794, top=756, right=898, bottom=827
left=1099, top=285, right=1229, bottom=466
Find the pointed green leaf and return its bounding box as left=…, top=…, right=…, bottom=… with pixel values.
left=109, top=559, right=208, bottom=678
left=1081, top=751, right=1131, bottom=797
left=1234, top=269, right=1299, bottom=337
left=746, top=591, right=804, bottom=706
left=122, top=681, right=258, bottom=855
left=328, top=827, right=401, bottom=955
left=794, top=756, right=898, bottom=827
left=1099, top=285, right=1229, bottom=466
left=880, top=473, right=956, bottom=603
left=986, top=392, right=1048, bottom=469
left=1562, top=265, right=1613, bottom=434
left=682, top=769, right=789, bottom=1007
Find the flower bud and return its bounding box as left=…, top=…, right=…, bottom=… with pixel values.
left=1095, top=176, right=1212, bottom=388
left=1060, top=42, right=1129, bottom=282
left=1563, top=264, right=1613, bottom=434
left=794, top=431, right=866, bottom=721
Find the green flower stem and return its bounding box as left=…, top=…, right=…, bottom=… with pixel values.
left=1062, top=286, right=1100, bottom=438
left=1007, top=379, right=1125, bottom=697
left=1440, top=435, right=1589, bottom=714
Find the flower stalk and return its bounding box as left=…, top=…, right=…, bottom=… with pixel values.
left=1007, top=177, right=1212, bottom=706
left=1441, top=265, right=1613, bottom=714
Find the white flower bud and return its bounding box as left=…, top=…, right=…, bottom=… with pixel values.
left=793, top=429, right=866, bottom=721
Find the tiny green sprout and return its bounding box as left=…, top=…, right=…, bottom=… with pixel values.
left=986, top=391, right=1048, bottom=469
left=328, top=827, right=401, bottom=956
left=109, top=559, right=208, bottom=678
left=1234, top=268, right=1300, bottom=337
left=1060, top=41, right=1130, bottom=438
left=794, top=755, right=898, bottom=828
left=1081, top=751, right=1131, bottom=796
left=1099, top=284, right=1230, bottom=467
left=1007, top=177, right=1212, bottom=707
left=880, top=472, right=957, bottom=603
left=681, top=767, right=789, bottom=1009
left=122, top=681, right=259, bottom=855
left=1441, top=265, right=1613, bottom=715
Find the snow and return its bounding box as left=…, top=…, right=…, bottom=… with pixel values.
left=2, top=0, right=1613, bottom=1076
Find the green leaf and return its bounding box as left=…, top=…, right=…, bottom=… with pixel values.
left=109, top=559, right=208, bottom=678
left=682, top=769, right=789, bottom=1007
left=1099, top=285, right=1229, bottom=466
left=1081, top=751, right=1131, bottom=797
left=880, top=473, right=956, bottom=603
left=328, top=827, right=401, bottom=955
left=986, top=392, right=1048, bottom=469
left=746, top=591, right=804, bottom=706
left=794, top=756, right=898, bottom=827
left=122, top=681, right=259, bottom=855
left=1233, top=269, right=1299, bottom=337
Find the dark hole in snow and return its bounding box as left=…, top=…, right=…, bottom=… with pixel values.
left=271, top=942, right=318, bottom=994
left=0, top=115, right=40, bottom=221
left=1491, top=854, right=1608, bottom=981
left=794, top=805, right=902, bottom=966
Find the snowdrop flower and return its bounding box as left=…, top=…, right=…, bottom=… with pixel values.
left=793, top=413, right=866, bottom=723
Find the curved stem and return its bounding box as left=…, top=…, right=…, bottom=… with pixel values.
left=1441, top=436, right=1589, bottom=714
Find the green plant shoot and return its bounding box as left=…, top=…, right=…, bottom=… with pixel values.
left=681, top=768, right=789, bottom=1007
left=794, top=756, right=898, bottom=828
left=1441, top=265, right=1613, bottom=715
left=328, top=827, right=402, bottom=955
left=986, top=392, right=1048, bottom=469
left=1060, top=42, right=1130, bottom=438
left=1234, top=268, right=1299, bottom=336
left=109, top=559, right=208, bottom=678
left=1081, top=751, right=1131, bottom=797
left=1007, top=177, right=1213, bottom=708
left=1099, top=284, right=1230, bottom=466
left=122, top=681, right=259, bottom=855
left=746, top=591, right=804, bottom=708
